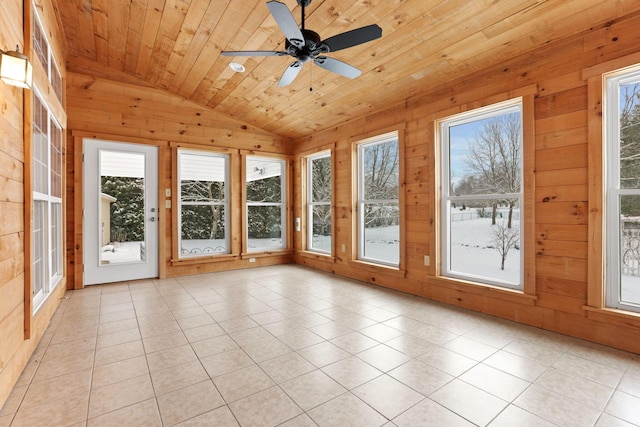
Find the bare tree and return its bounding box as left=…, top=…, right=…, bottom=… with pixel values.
left=492, top=220, right=520, bottom=270
left=465, top=113, right=521, bottom=227
left=363, top=141, right=399, bottom=227
left=181, top=180, right=224, bottom=239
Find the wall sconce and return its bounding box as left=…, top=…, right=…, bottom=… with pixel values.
left=0, top=46, right=33, bottom=89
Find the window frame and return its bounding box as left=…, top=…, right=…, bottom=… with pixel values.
left=604, top=65, right=640, bottom=313
left=33, top=5, right=63, bottom=103
left=306, top=151, right=332, bottom=255
left=356, top=132, right=401, bottom=268
left=32, top=89, right=64, bottom=313
left=438, top=98, right=525, bottom=290
left=177, top=148, right=231, bottom=259
left=245, top=155, right=288, bottom=253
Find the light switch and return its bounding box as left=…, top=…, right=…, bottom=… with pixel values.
left=165, top=188, right=171, bottom=197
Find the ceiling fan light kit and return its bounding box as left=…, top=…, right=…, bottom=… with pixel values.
left=222, top=0, right=382, bottom=87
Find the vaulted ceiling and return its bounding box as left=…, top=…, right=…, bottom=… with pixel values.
left=56, top=0, right=640, bottom=140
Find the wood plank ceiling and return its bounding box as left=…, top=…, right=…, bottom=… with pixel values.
left=56, top=0, right=640, bottom=140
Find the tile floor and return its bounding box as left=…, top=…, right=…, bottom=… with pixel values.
left=1, top=265, right=640, bottom=426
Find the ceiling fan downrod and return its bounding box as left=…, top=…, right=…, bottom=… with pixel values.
left=297, top=0, right=312, bottom=30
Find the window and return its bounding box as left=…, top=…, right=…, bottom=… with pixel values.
left=605, top=66, right=640, bottom=313
left=178, top=150, right=229, bottom=258
left=440, top=100, right=523, bottom=289
left=33, top=6, right=63, bottom=103
left=246, top=156, right=286, bottom=252
left=357, top=133, right=400, bottom=266
left=32, top=92, right=63, bottom=311
left=307, top=152, right=332, bottom=254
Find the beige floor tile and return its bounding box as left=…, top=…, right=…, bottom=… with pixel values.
left=88, top=374, right=155, bottom=418
left=460, top=363, right=530, bottom=402
left=356, top=344, right=411, bottom=372
left=214, top=364, right=275, bottom=403
left=605, top=391, right=640, bottom=425
left=487, top=404, right=555, bottom=427
left=443, top=336, right=499, bottom=362
left=97, top=317, right=139, bottom=336
left=278, top=413, right=317, bottom=426
left=176, top=313, right=215, bottom=330
left=595, top=413, right=638, bottom=427
left=229, top=386, right=303, bottom=427
left=0, top=413, right=13, bottom=427
left=297, top=341, right=351, bottom=368
left=483, top=349, right=547, bottom=382
left=322, top=356, right=383, bottom=390
left=393, top=398, right=474, bottom=427
left=430, top=379, right=508, bottom=426
left=619, top=371, right=640, bottom=398
left=96, top=327, right=141, bottom=349
left=502, top=339, right=564, bottom=367
left=259, top=352, right=316, bottom=384
left=200, top=348, right=255, bottom=377
left=389, top=359, right=453, bottom=396
left=417, top=347, right=477, bottom=377
left=174, top=406, right=240, bottom=427
left=308, top=321, right=353, bottom=340
left=139, top=319, right=182, bottom=339
left=553, top=353, right=625, bottom=388
left=0, top=385, right=27, bottom=417
left=43, top=336, right=96, bottom=360
left=11, top=396, right=88, bottom=427
left=514, top=384, right=600, bottom=427
left=94, top=339, right=145, bottom=366
left=218, top=316, right=259, bottom=332
left=353, top=374, right=424, bottom=419
left=142, top=330, right=188, bottom=354
left=21, top=369, right=92, bottom=410
left=410, top=324, right=460, bottom=346
left=240, top=336, right=291, bottom=363
left=385, top=334, right=437, bottom=358
left=280, top=370, right=346, bottom=411
left=146, top=344, right=198, bottom=372
left=463, top=326, right=517, bottom=349
left=330, top=331, right=379, bottom=354
left=308, top=392, right=387, bottom=427
left=191, top=335, right=239, bottom=359
left=87, top=398, right=161, bottom=427
left=274, top=328, right=325, bottom=350
left=157, top=380, right=225, bottom=426
left=182, top=323, right=226, bottom=343
left=535, top=367, right=614, bottom=410
left=92, top=355, right=149, bottom=389
left=32, top=349, right=95, bottom=383
left=359, top=323, right=404, bottom=343
left=150, top=359, right=209, bottom=396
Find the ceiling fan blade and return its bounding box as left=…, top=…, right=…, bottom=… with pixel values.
left=314, top=56, right=361, bottom=79
left=321, top=24, right=382, bottom=52
left=266, top=1, right=305, bottom=49
left=221, top=50, right=288, bottom=57
left=278, top=61, right=303, bottom=86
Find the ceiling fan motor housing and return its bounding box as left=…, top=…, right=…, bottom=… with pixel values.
left=285, top=29, right=327, bottom=62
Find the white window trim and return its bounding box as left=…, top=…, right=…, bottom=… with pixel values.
left=32, top=4, right=63, bottom=103
left=307, top=151, right=332, bottom=255
left=439, top=99, right=524, bottom=290
left=357, top=133, right=400, bottom=267
left=246, top=156, right=287, bottom=252
left=177, top=149, right=230, bottom=259
left=32, top=89, right=63, bottom=313
left=605, top=66, right=640, bottom=313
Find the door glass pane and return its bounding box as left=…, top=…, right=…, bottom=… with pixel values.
left=99, top=150, right=146, bottom=265
left=620, top=195, right=640, bottom=306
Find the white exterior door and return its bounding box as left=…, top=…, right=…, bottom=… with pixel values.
left=83, top=139, right=159, bottom=285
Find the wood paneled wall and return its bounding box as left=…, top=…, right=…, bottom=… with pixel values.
left=292, top=11, right=640, bottom=354
left=65, top=72, right=293, bottom=286
left=0, top=0, right=67, bottom=410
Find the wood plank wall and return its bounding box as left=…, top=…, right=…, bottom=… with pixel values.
left=65, top=72, right=293, bottom=286
left=0, top=0, right=67, bottom=410
left=292, top=11, right=640, bottom=354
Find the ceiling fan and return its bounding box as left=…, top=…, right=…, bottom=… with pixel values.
left=222, top=0, right=382, bottom=87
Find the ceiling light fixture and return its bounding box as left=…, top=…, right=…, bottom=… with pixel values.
left=0, top=46, right=33, bottom=89
left=229, top=62, right=245, bottom=73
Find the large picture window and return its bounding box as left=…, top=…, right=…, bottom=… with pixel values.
left=178, top=150, right=229, bottom=258
left=246, top=156, right=286, bottom=252
left=307, top=152, right=332, bottom=254
left=32, top=93, right=63, bottom=311
left=357, top=133, right=400, bottom=266
left=605, top=67, right=640, bottom=313
left=440, top=100, right=523, bottom=289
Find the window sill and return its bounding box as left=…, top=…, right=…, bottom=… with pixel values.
left=297, top=250, right=336, bottom=262
left=583, top=305, right=640, bottom=329
left=428, top=275, right=537, bottom=306
left=241, top=250, right=294, bottom=259
left=348, top=260, right=406, bottom=279
left=171, top=254, right=239, bottom=266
